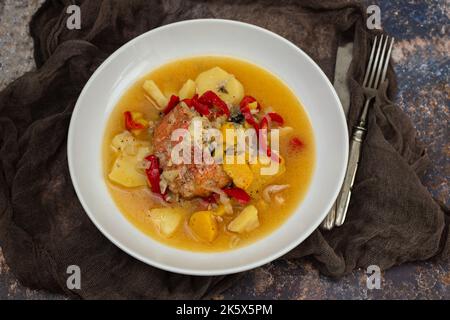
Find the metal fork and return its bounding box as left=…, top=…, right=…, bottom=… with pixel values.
left=323, top=35, right=394, bottom=230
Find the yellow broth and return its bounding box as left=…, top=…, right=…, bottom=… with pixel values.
left=103, top=56, right=315, bottom=252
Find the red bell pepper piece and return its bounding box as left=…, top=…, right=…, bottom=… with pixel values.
left=183, top=94, right=210, bottom=116
left=199, top=91, right=230, bottom=117
left=240, top=105, right=260, bottom=131
left=239, top=96, right=260, bottom=131
left=145, top=155, right=162, bottom=194
left=222, top=187, right=251, bottom=204
left=290, top=137, right=304, bottom=150
left=267, top=112, right=284, bottom=125
left=259, top=116, right=282, bottom=163
left=239, top=95, right=260, bottom=111
left=260, top=116, right=269, bottom=129
left=124, top=111, right=145, bottom=130
left=162, top=95, right=180, bottom=115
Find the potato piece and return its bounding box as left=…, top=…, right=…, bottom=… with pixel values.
left=108, top=153, right=147, bottom=187
left=136, top=146, right=151, bottom=163
left=148, top=208, right=185, bottom=237
left=195, top=67, right=244, bottom=105
left=143, top=80, right=168, bottom=110
left=178, top=79, right=196, bottom=99
left=247, top=156, right=286, bottom=197
left=111, top=131, right=150, bottom=155
left=189, top=211, right=218, bottom=242
left=111, top=131, right=136, bottom=153
left=222, top=162, right=254, bottom=190
left=228, top=205, right=259, bottom=233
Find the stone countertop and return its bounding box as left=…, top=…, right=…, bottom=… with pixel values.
left=0, top=0, right=448, bottom=299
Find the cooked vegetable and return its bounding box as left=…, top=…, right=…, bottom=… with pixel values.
left=266, top=112, right=284, bottom=126
left=183, top=94, right=210, bottom=116
left=228, top=205, right=259, bottom=233
left=109, top=153, right=148, bottom=187
left=162, top=95, right=180, bottom=115
left=222, top=162, right=254, bottom=190
left=148, top=208, right=185, bottom=237
left=189, top=211, right=218, bottom=242
left=240, top=96, right=260, bottom=110
left=290, top=137, right=304, bottom=150
left=124, top=111, right=148, bottom=136
left=222, top=187, right=251, bottom=204
left=143, top=80, right=168, bottom=109
left=144, top=155, right=162, bottom=195
left=111, top=131, right=136, bottom=153
left=239, top=102, right=259, bottom=131
left=262, top=184, right=290, bottom=203
left=198, top=90, right=230, bottom=117
left=195, top=67, right=244, bottom=105
left=178, top=79, right=196, bottom=99
left=247, top=155, right=286, bottom=197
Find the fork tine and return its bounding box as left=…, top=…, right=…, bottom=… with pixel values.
left=380, top=37, right=395, bottom=85
left=363, top=36, right=378, bottom=87
left=373, top=36, right=389, bottom=89
left=368, top=35, right=384, bottom=88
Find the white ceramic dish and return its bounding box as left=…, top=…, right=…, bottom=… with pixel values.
left=68, top=19, right=348, bottom=276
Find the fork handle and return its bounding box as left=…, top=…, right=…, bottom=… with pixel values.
left=335, top=123, right=367, bottom=226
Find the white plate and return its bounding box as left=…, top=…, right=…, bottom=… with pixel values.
left=68, top=19, right=348, bottom=276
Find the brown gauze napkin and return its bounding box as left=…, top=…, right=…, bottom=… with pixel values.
left=0, top=0, right=448, bottom=299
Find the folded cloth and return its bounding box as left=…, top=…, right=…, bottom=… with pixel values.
left=0, top=0, right=447, bottom=299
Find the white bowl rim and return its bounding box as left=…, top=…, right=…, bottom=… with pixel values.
left=68, top=18, right=348, bottom=276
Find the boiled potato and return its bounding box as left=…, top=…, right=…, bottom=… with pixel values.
left=195, top=67, right=244, bottom=105
left=136, top=146, right=151, bottom=163
left=111, top=131, right=150, bottom=155
left=178, top=79, right=196, bottom=99
left=222, top=162, right=254, bottom=190
left=148, top=208, right=185, bottom=237
left=143, top=80, right=168, bottom=109
left=228, top=205, right=259, bottom=233
left=189, top=211, right=218, bottom=242
left=247, top=156, right=286, bottom=197
left=111, top=131, right=136, bottom=153
left=108, top=153, right=147, bottom=187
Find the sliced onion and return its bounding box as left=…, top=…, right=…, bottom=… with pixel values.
left=262, top=184, right=290, bottom=203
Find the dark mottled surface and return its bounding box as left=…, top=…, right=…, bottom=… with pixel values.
left=0, top=0, right=448, bottom=299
